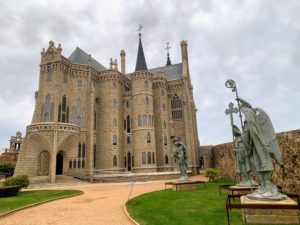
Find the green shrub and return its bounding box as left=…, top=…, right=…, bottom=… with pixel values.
left=0, top=186, right=20, bottom=197
left=3, top=175, right=30, bottom=189
left=205, top=168, right=219, bottom=182
left=0, top=163, right=15, bottom=178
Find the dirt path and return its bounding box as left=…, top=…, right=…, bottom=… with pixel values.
left=0, top=175, right=206, bottom=225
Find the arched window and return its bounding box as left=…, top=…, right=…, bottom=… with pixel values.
left=165, top=155, right=169, bottom=164
left=69, top=160, right=72, bottom=168
left=138, top=115, right=142, bottom=126
left=171, top=94, right=183, bottom=119
left=113, top=155, right=117, bottom=166
left=162, top=104, right=166, bottom=111
left=144, top=80, right=148, bottom=88
left=44, top=94, right=51, bottom=122
left=82, top=143, right=86, bottom=158
left=126, top=101, right=129, bottom=108
left=163, top=121, right=167, bottom=129
left=78, top=159, right=81, bottom=168
left=142, top=152, right=146, bottom=164
left=112, top=83, right=117, bottom=90
left=82, top=159, right=85, bottom=168
left=148, top=115, right=152, bottom=126
left=77, top=79, right=82, bottom=87
left=50, top=103, right=54, bottom=122
left=147, top=132, right=151, bottom=143
left=78, top=143, right=81, bottom=157
left=76, top=99, right=81, bottom=114
left=152, top=152, right=155, bottom=164
left=127, top=136, right=131, bottom=144
left=143, top=115, right=147, bottom=126
left=58, top=104, right=62, bottom=122
left=112, top=118, right=117, bottom=127
left=47, top=70, right=52, bottom=82
left=113, top=134, right=117, bottom=145
left=112, top=99, right=117, bottom=108
left=58, top=95, right=68, bottom=123
left=147, top=152, right=151, bottom=164
left=161, top=89, right=165, bottom=96
left=164, top=136, right=168, bottom=145
left=127, top=115, right=131, bottom=133
left=144, top=96, right=149, bottom=105
left=73, top=159, right=76, bottom=168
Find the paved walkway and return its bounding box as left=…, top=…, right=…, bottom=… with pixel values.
left=0, top=175, right=206, bottom=225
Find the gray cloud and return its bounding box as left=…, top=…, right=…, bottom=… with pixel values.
left=0, top=0, right=300, bottom=149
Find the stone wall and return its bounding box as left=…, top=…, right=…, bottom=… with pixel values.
left=201, top=130, right=300, bottom=194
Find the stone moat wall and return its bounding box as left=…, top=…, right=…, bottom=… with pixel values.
left=199, top=129, right=300, bottom=194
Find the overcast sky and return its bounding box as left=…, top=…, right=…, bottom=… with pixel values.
left=0, top=0, right=300, bottom=150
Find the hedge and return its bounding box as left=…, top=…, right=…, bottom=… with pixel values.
left=0, top=185, right=20, bottom=197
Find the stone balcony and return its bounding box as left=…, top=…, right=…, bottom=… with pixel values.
left=26, top=122, right=80, bottom=134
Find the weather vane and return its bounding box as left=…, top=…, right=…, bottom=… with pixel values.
left=137, top=24, right=143, bottom=34
left=165, top=42, right=171, bottom=54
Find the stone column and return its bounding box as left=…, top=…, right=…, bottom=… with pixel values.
left=50, top=128, right=58, bottom=183
left=87, top=82, right=95, bottom=181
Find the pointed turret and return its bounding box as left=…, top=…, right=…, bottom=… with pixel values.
left=135, top=32, right=148, bottom=71
left=165, top=42, right=172, bottom=66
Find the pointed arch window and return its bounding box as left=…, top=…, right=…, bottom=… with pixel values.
left=78, top=143, right=81, bottom=157
left=50, top=103, right=54, bottom=122
left=152, top=152, right=155, bottom=164
left=165, top=155, right=169, bottom=164
left=78, top=159, right=81, bottom=168
left=143, top=115, right=147, bottom=126
left=112, top=99, right=117, bottom=108
left=112, top=118, right=117, bottom=127
left=82, top=159, right=85, bottom=168
left=147, top=152, right=151, bottom=164
left=138, top=115, right=142, bottom=126
left=40, top=104, right=45, bottom=122
left=47, top=70, right=52, bottom=82
left=113, top=155, right=117, bottom=166
left=144, top=96, right=149, bottom=105
left=113, top=134, right=117, bottom=145
left=142, top=152, right=146, bottom=164
left=44, top=94, right=51, bottom=122
left=171, top=94, right=183, bottom=119
left=164, top=136, right=168, bottom=145
left=69, top=160, right=72, bottom=168
left=147, top=132, right=151, bottom=143
left=82, top=143, right=85, bottom=158
left=77, top=79, right=82, bottom=87
left=73, top=159, right=77, bottom=168
left=148, top=115, right=152, bottom=126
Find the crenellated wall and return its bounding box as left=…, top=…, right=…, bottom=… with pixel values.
left=199, top=130, right=300, bottom=194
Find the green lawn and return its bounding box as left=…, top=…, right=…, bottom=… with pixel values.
left=0, top=189, right=82, bottom=215
left=126, top=179, right=297, bottom=225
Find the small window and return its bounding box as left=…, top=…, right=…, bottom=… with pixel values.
left=112, top=83, right=117, bottom=90
left=145, top=96, right=149, bottom=105
left=112, top=99, right=117, bottom=108
left=127, top=136, right=131, bottom=144
left=165, top=155, right=169, bottom=164
left=113, top=155, right=117, bottom=166
left=69, top=160, right=72, bottom=168
left=126, top=101, right=130, bottom=108
left=147, top=132, right=151, bottom=143
left=78, top=143, right=81, bottom=157
left=161, top=89, right=165, bottom=96
left=73, top=160, right=76, bottom=168
left=164, top=136, right=168, bottom=145
left=78, top=159, right=81, bottom=168
left=113, top=118, right=117, bottom=127
left=144, top=80, right=148, bottom=88
left=82, top=143, right=86, bottom=158
left=138, top=115, right=142, bottom=126
left=77, top=79, right=82, bottom=87
left=143, top=115, right=147, bottom=126
left=47, top=70, right=52, bottom=82
left=142, top=152, right=146, bottom=164
left=152, top=152, right=155, bottom=164
left=82, top=159, right=85, bottom=168
left=113, top=134, right=117, bottom=145
left=148, top=115, right=152, bottom=126
left=147, top=152, right=151, bottom=164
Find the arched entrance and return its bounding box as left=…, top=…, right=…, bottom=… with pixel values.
left=127, top=152, right=131, bottom=171
left=56, top=153, right=63, bottom=175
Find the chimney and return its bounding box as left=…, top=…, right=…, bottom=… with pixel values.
left=120, top=50, right=126, bottom=74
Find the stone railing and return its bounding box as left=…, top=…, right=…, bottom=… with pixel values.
left=26, top=122, right=80, bottom=134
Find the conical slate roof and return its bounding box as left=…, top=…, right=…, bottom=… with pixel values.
left=135, top=34, right=148, bottom=71
left=68, top=47, right=106, bottom=72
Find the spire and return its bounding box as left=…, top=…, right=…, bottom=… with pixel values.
left=165, top=42, right=172, bottom=66
left=135, top=24, right=148, bottom=71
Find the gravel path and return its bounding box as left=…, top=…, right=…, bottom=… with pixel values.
left=0, top=175, right=206, bottom=225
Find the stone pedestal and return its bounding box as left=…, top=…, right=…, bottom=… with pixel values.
left=241, top=196, right=299, bottom=224
left=229, top=185, right=257, bottom=195
left=172, top=182, right=197, bottom=191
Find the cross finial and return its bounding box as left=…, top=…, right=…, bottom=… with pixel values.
left=137, top=24, right=143, bottom=39
left=165, top=42, right=171, bottom=54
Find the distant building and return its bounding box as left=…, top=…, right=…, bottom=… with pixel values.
left=0, top=131, right=23, bottom=164
left=14, top=32, right=199, bottom=183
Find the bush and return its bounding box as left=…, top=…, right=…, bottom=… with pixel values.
left=205, top=168, right=219, bottom=182
left=0, top=186, right=20, bottom=197
left=3, top=175, right=30, bottom=189
left=0, top=163, right=15, bottom=178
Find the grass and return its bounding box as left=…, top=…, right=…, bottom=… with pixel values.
left=126, top=179, right=298, bottom=225
left=0, top=189, right=82, bottom=215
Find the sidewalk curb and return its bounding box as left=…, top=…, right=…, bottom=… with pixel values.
left=124, top=204, right=140, bottom=225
